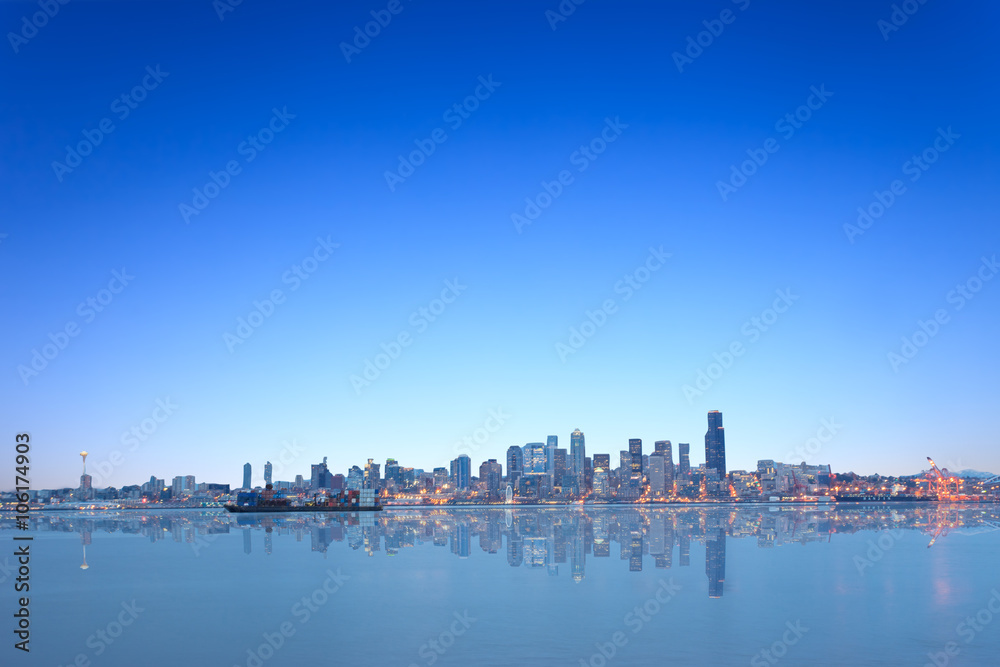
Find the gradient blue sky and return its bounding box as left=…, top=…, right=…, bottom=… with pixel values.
left=3, top=0, right=998, bottom=490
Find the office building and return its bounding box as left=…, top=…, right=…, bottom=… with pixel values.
left=678, top=443, right=691, bottom=478
left=451, top=455, right=471, bottom=490
left=570, top=429, right=585, bottom=478
left=654, top=440, right=674, bottom=489
left=705, top=410, right=726, bottom=481
left=264, top=461, right=272, bottom=486
left=506, top=446, right=524, bottom=487
left=629, top=439, right=643, bottom=476
left=243, top=462, right=252, bottom=490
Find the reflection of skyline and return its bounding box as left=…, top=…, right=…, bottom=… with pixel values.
left=8, top=506, right=999, bottom=598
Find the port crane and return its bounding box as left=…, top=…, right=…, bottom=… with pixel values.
left=926, top=457, right=959, bottom=500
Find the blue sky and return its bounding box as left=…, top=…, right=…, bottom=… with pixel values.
left=2, top=0, right=998, bottom=490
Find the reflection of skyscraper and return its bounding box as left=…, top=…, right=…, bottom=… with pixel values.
left=679, top=533, right=690, bottom=566
left=629, top=530, right=643, bottom=572
left=243, top=463, right=252, bottom=490
left=705, top=410, right=726, bottom=481
left=243, top=529, right=252, bottom=555
left=706, top=528, right=726, bottom=598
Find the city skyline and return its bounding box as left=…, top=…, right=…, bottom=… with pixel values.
left=4, top=1, right=999, bottom=490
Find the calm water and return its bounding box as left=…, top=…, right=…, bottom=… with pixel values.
left=3, top=505, right=999, bottom=666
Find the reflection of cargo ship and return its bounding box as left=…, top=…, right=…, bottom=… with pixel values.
left=225, top=486, right=381, bottom=513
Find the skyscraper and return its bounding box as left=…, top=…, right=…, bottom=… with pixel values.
left=451, top=455, right=471, bottom=489
left=479, top=459, right=502, bottom=497
left=628, top=439, right=643, bottom=476
left=655, top=440, right=675, bottom=489
left=311, top=457, right=330, bottom=490
left=506, top=446, right=523, bottom=486
left=243, top=462, right=252, bottom=490
left=546, top=436, right=558, bottom=479
left=593, top=454, right=610, bottom=472
left=524, top=443, right=546, bottom=474
left=705, top=410, right=727, bottom=481
left=554, top=448, right=567, bottom=487
left=264, top=461, right=272, bottom=486
left=678, top=443, right=691, bottom=478
left=648, top=453, right=666, bottom=496
left=570, top=429, right=585, bottom=478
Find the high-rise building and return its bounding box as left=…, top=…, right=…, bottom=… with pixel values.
left=172, top=476, right=184, bottom=496
left=593, top=454, right=610, bottom=472
left=679, top=443, right=691, bottom=478
left=451, top=455, right=471, bottom=490
left=311, top=457, right=330, bottom=490
left=243, top=462, right=252, bottom=490
left=629, top=439, right=643, bottom=476
left=264, top=461, right=273, bottom=486
left=184, top=475, right=196, bottom=493
left=506, top=446, right=523, bottom=486
left=546, top=436, right=558, bottom=478
left=479, top=459, right=502, bottom=497
left=364, top=459, right=381, bottom=490
left=705, top=410, right=726, bottom=481
left=648, top=453, right=666, bottom=496
left=554, top=448, right=567, bottom=487
left=570, top=429, right=585, bottom=477
left=654, top=440, right=675, bottom=489
left=524, top=443, right=546, bottom=474
left=619, top=451, right=631, bottom=476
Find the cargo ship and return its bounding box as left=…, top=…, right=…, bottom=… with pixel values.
left=225, top=485, right=381, bottom=513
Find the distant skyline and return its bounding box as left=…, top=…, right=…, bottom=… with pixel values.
left=3, top=1, right=999, bottom=489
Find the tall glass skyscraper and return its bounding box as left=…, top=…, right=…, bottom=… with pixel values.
left=628, top=438, right=643, bottom=475
left=705, top=410, right=727, bottom=480
left=506, top=446, right=523, bottom=486
left=678, top=444, right=690, bottom=478
left=242, top=462, right=251, bottom=490
left=264, top=461, right=272, bottom=486
left=654, top=440, right=674, bottom=487
left=570, top=429, right=585, bottom=477
left=546, top=436, right=557, bottom=478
